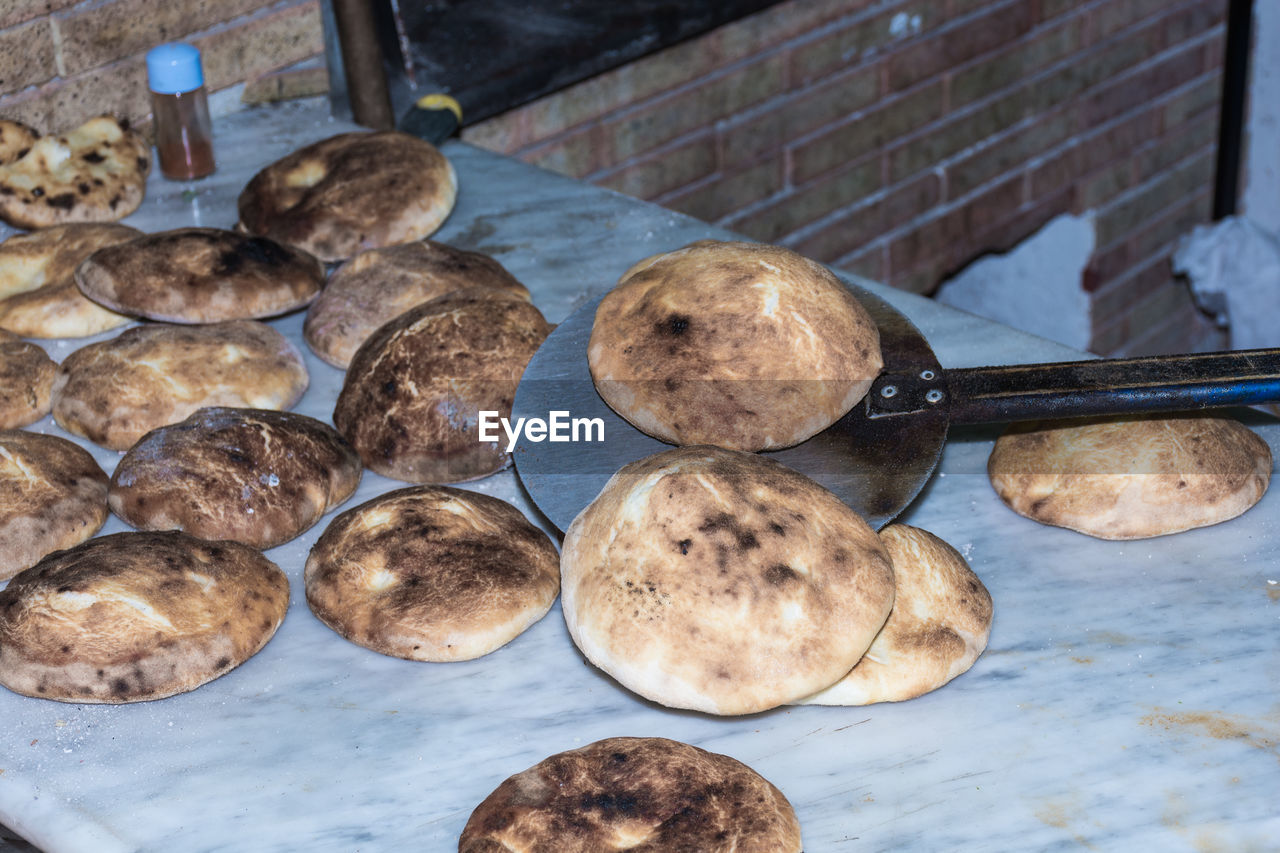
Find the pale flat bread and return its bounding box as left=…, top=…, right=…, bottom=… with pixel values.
left=110, top=407, right=362, bottom=549
left=560, top=445, right=895, bottom=715
left=75, top=228, right=325, bottom=324
left=0, top=120, right=38, bottom=165
left=0, top=223, right=139, bottom=338
left=0, top=115, right=150, bottom=228
left=333, top=289, right=551, bottom=483
left=800, top=523, right=993, bottom=705
left=460, top=737, right=803, bottom=853
left=987, top=414, right=1272, bottom=539
left=304, top=240, right=530, bottom=368
left=0, top=429, right=109, bottom=580
left=0, top=530, right=288, bottom=703
left=237, top=131, right=457, bottom=262
left=52, top=320, right=309, bottom=451
left=305, top=486, right=559, bottom=661
left=589, top=240, right=883, bottom=451
left=0, top=330, right=56, bottom=428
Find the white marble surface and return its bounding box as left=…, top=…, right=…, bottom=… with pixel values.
left=1, top=99, right=1277, bottom=852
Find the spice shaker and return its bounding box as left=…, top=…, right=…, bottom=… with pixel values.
left=146, top=42, right=216, bottom=180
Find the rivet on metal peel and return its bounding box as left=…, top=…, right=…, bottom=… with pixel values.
left=880, top=385, right=898, bottom=398
left=920, top=370, right=936, bottom=380
left=925, top=389, right=944, bottom=403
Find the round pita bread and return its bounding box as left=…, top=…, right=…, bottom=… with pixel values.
left=333, top=289, right=551, bottom=483
left=561, top=445, right=895, bottom=715
left=0, top=330, right=56, bottom=428
left=0, top=223, right=139, bottom=338
left=75, top=228, right=325, bottom=324
left=0, top=115, right=150, bottom=228
left=0, top=119, right=38, bottom=166
left=588, top=240, right=882, bottom=451
left=800, top=523, right=993, bottom=705
left=460, top=737, right=803, bottom=853
left=0, top=530, right=288, bottom=703
left=110, top=407, right=362, bottom=549
left=304, top=240, right=530, bottom=368
left=0, top=429, right=109, bottom=580
left=305, top=486, right=559, bottom=661
left=987, top=414, right=1272, bottom=539
left=237, top=131, right=457, bottom=262
left=52, top=320, right=309, bottom=451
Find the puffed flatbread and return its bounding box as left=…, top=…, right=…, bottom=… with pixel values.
left=988, top=414, right=1272, bottom=539
left=333, top=288, right=551, bottom=483
left=0, top=115, right=150, bottom=228
left=0, top=119, right=38, bottom=165
left=0, top=223, right=139, bottom=338
left=237, top=131, right=457, bottom=262
left=0, top=330, right=56, bottom=428
left=305, top=486, right=559, bottom=661
left=460, top=737, right=803, bottom=853
left=561, top=445, right=895, bottom=715
left=589, top=240, right=882, bottom=451
left=304, top=240, right=530, bottom=368
left=0, top=531, right=288, bottom=703
left=111, top=407, right=362, bottom=549
left=76, top=228, right=325, bottom=324
left=0, top=429, right=109, bottom=580
left=52, top=320, right=309, bottom=451
left=800, top=523, right=993, bottom=705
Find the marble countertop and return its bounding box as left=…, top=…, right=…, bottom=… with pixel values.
left=1, top=99, right=1277, bottom=852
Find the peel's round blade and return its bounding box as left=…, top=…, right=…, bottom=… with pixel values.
left=511, top=283, right=949, bottom=532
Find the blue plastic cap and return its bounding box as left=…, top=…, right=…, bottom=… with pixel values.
left=146, top=43, right=205, bottom=94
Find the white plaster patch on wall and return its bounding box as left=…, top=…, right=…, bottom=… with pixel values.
left=933, top=213, right=1096, bottom=351
left=1242, top=0, right=1280, bottom=234
left=889, top=11, right=923, bottom=38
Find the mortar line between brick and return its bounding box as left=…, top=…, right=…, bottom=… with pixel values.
left=1090, top=144, right=1219, bottom=253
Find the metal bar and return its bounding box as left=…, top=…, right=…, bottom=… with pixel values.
left=330, top=0, right=395, bottom=130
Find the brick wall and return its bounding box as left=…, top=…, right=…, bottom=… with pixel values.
left=463, top=0, right=1229, bottom=356
left=0, top=0, right=323, bottom=133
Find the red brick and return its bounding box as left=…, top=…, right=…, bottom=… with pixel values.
left=941, top=107, right=1076, bottom=198
left=1076, top=160, right=1133, bottom=210
left=1090, top=254, right=1173, bottom=322
left=0, top=17, right=56, bottom=92
left=1090, top=0, right=1184, bottom=40
left=604, top=54, right=786, bottom=162
left=721, top=64, right=879, bottom=170
left=194, top=3, right=323, bottom=93
left=887, top=87, right=1039, bottom=186
left=461, top=110, right=530, bottom=155
left=790, top=81, right=945, bottom=184
left=886, top=0, right=1035, bottom=92
left=790, top=172, right=941, bottom=263
left=1091, top=186, right=1213, bottom=283
left=728, top=155, right=880, bottom=244
left=1091, top=281, right=1217, bottom=356
left=887, top=176, right=1024, bottom=282
left=521, top=125, right=606, bottom=179
left=0, top=0, right=77, bottom=30
left=717, top=0, right=873, bottom=62
left=1094, top=149, right=1214, bottom=249
left=949, top=15, right=1084, bottom=109
left=0, top=56, right=150, bottom=131
left=834, top=242, right=886, bottom=283
left=1133, top=112, right=1217, bottom=182
left=55, top=0, right=272, bottom=76
left=1082, top=43, right=1208, bottom=127
left=659, top=155, right=785, bottom=224
left=1160, top=73, right=1222, bottom=129
left=790, top=3, right=948, bottom=86
left=1161, top=0, right=1227, bottom=45
left=593, top=135, right=718, bottom=200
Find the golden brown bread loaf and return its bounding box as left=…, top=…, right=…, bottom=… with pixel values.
left=459, top=737, right=803, bottom=853
left=303, top=240, right=531, bottom=368
left=333, top=289, right=551, bottom=483
left=987, top=414, right=1272, bottom=539
left=0, top=330, right=56, bottom=428
left=800, top=523, right=993, bottom=705
left=0, top=531, right=288, bottom=703
left=560, top=445, right=894, bottom=715
left=52, top=320, right=309, bottom=451
left=237, top=131, right=457, bottom=262
left=110, top=407, right=362, bottom=549
left=0, top=222, right=139, bottom=338
left=305, top=486, right=559, bottom=661
left=588, top=240, right=883, bottom=451
left=0, top=429, right=108, bottom=579
left=75, top=228, right=325, bottom=324
left=0, top=115, right=150, bottom=228
left=0, top=119, right=38, bottom=165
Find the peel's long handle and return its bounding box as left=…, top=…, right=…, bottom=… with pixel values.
left=940, top=348, right=1280, bottom=425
